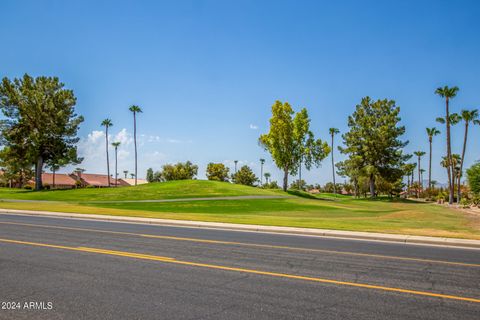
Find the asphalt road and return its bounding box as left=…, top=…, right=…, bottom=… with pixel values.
left=0, top=214, right=479, bottom=319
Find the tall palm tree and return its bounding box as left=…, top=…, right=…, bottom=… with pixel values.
left=413, top=151, right=426, bottom=197
left=234, top=160, right=238, bottom=173
left=259, top=158, right=265, bottom=185
left=426, top=127, right=440, bottom=190
left=129, top=105, right=143, bottom=186
left=435, top=85, right=459, bottom=204
left=130, top=173, right=135, bottom=179
left=123, top=170, right=128, bottom=179
left=329, top=128, right=340, bottom=194
left=101, top=119, right=113, bottom=187
left=111, top=142, right=121, bottom=187
left=457, top=109, right=480, bottom=202
left=264, top=172, right=271, bottom=184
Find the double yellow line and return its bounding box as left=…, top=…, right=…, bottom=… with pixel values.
left=1, top=221, right=480, bottom=268
left=1, top=237, right=479, bottom=304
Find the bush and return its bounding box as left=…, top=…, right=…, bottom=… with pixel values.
left=24, top=185, right=32, bottom=190
left=460, top=198, right=471, bottom=208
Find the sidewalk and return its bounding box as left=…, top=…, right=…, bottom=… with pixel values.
left=1, top=208, right=480, bottom=249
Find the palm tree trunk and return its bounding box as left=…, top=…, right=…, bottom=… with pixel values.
left=428, top=139, right=432, bottom=190
left=458, top=123, right=469, bottom=203
left=105, top=127, right=110, bottom=187
left=115, top=147, right=118, bottom=187
left=260, top=163, right=263, bottom=185
left=331, top=134, right=336, bottom=194
left=133, top=112, right=138, bottom=186
left=417, top=156, right=421, bottom=198
left=445, top=97, right=454, bottom=204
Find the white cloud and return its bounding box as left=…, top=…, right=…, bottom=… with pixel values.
left=249, top=124, right=258, bottom=130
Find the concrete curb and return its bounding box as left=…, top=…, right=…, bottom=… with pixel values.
left=1, top=208, right=480, bottom=249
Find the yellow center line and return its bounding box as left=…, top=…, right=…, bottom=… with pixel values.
left=1, top=237, right=479, bottom=304
left=1, top=221, right=479, bottom=268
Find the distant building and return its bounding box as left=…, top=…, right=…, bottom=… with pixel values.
left=73, top=173, right=130, bottom=188
left=120, top=178, right=148, bottom=186
left=42, top=173, right=78, bottom=189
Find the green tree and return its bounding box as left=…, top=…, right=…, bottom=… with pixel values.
left=413, top=151, right=426, bottom=196
left=129, top=105, right=142, bottom=186
left=231, top=165, right=258, bottom=186
left=467, top=162, right=480, bottom=195
left=0, top=74, right=84, bottom=190
left=0, top=146, right=33, bottom=188
left=329, top=128, right=340, bottom=194
left=101, top=119, right=113, bottom=187
left=339, top=97, right=409, bottom=197
left=457, top=109, right=480, bottom=202
left=206, top=163, right=230, bottom=181
left=426, top=127, right=440, bottom=190
left=259, top=101, right=329, bottom=191
left=160, top=161, right=198, bottom=181
left=435, top=85, right=459, bottom=204
left=111, top=141, right=121, bottom=186
left=146, top=168, right=154, bottom=183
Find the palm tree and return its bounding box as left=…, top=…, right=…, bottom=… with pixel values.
left=329, top=128, right=340, bottom=194
left=426, top=127, right=440, bottom=190
left=264, top=172, right=271, bottom=184
left=129, top=105, right=143, bottom=186
left=101, top=119, right=113, bottom=187
left=413, top=151, right=426, bottom=197
left=234, top=160, right=238, bottom=173
left=111, top=142, right=121, bottom=187
left=123, top=170, right=128, bottom=179
left=259, top=159, right=265, bottom=185
left=457, top=109, right=480, bottom=202
left=130, top=173, right=135, bottom=179
left=435, top=85, right=459, bottom=204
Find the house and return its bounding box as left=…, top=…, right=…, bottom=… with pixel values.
left=42, top=173, right=78, bottom=189
left=74, top=173, right=130, bottom=187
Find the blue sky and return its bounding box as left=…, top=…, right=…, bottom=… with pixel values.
left=1, top=0, right=479, bottom=184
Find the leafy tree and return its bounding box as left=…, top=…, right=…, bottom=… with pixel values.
left=129, top=105, right=142, bottom=186
left=457, top=109, right=480, bottom=202
left=426, top=127, right=440, bottom=190
left=339, top=97, right=409, bottom=197
left=413, top=151, right=426, bottom=196
left=259, top=100, right=330, bottom=191
left=111, top=141, right=121, bottom=186
left=329, top=128, right=340, bottom=194
left=231, top=165, right=258, bottom=186
left=101, top=119, right=113, bottom=187
left=467, top=162, right=480, bottom=195
left=435, top=85, right=459, bottom=204
left=0, top=74, right=84, bottom=190
left=146, top=168, right=154, bottom=183
left=0, top=146, right=33, bottom=187
left=290, top=179, right=307, bottom=190
left=206, top=163, right=230, bottom=181
left=159, top=161, right=198, bottom=181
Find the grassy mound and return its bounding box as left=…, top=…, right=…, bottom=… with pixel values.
left=0, top=180, right=280, bottom=202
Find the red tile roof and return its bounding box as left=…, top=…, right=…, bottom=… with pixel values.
left=41, top=173, right=77, bottom=186
left=78, top=173, right=128, bottom=187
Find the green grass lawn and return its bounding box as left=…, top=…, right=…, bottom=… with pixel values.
left=0, top=180, right=479, bottom=239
